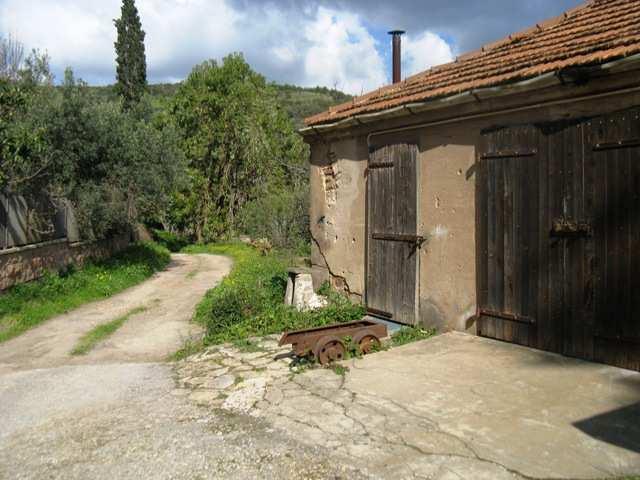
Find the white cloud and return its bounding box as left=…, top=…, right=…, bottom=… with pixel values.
left=0, top=0, right=243, bottom=83
left=303, top=7, right=386, bottom=94
left=403, top=31, right=454, bottom=77
left=0, top=0, right=119, bottom=80
left=0, top=0, right=401, bottom=93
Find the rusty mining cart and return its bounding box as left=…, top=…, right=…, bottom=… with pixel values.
left=279, top=320, right=388, bottom=365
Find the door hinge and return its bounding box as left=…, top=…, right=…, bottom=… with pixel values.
left=372, top=233, right=425, bottom=247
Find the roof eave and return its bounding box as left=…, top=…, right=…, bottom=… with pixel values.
left=299, top=53, right=640, bottom=138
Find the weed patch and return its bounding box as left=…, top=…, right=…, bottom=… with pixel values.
left=70, top=305, right=147, bottom=355
left=182, top=243, right=365, bottom=346
left=170, top=338, right=204, bottom=361
left=0, top=242, right=170, bottom=344
left=231, top=338, right=265, bottom=353
left=390, top=326, right=436, bottom=347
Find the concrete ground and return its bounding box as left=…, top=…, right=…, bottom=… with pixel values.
left=174, top=332, right=640, bottom=480
left=1, top=256, right=639, bottom=480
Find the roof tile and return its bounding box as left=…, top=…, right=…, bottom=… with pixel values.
left=305, top=0, right=640, bottom=127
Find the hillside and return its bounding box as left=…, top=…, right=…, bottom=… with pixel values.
left=87, top=83, right=351, bottom=128
left=273, top=84, right=351, bottom=128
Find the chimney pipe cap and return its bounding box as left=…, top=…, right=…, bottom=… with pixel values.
left=388, top=30, right=406, bottom=36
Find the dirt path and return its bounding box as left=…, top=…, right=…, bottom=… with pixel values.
left=0, top=253, right=356, bottom=479
left=0, top=254, right=232, bottom=375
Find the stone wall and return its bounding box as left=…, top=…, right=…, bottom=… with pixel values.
left=0, top=233, right=131, bottom=291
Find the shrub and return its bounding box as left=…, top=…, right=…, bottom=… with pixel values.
left=238, top=184, right=310, bottom=252
left=151, top=229, right=189, bottom=252
left=183, top=243, right=365, bottom=345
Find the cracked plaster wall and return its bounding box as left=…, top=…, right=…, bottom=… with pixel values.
left=309, top=136, right=368, bottom=299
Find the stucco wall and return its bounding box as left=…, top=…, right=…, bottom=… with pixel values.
left=309, top=137, right=367, bottom=299
left=417, top=127, right=478, bottom=331
left=305, top=79, right=640, bottom=333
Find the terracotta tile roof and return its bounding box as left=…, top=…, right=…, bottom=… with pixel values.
left=305, top=0, right=640, bottom=127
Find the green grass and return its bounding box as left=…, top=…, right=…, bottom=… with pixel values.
left=70, top=305, right=147, bottom=355
left=180, top=243, right=365, bottom=347
left=390, top=326, right=437, bottom=347
left=0, top=242, right=170, bottom=343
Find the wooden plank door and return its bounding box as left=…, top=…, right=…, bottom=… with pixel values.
left=542, top=120, right=594, bottom=361
left=477, top=126, right=541, bottom=347
left=478, top=109, right=640, bottom=371
left=585, top=108, right=640, bottom=371
left=366, top=144, right=419, bottom=325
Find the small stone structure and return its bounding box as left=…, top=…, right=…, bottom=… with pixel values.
left=284, top=268, right=327, bottom=311
left=0, top=233, right=130, bottom=291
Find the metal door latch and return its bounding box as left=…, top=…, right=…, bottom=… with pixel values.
left=551, top=218, right=592, bottom=238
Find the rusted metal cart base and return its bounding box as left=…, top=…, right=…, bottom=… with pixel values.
left=279, top=320, right=388, bottom=365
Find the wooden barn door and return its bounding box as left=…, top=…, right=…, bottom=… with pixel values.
left=477, top=126, right=541, bottom=347
left=585, top=108, right=640, bottom=371
left=478, top=108, right=640, bottom=371
left=366, top=144, right=419, bottom=325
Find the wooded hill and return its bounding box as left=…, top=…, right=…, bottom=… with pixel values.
left=87, top=83, right=351, bottom=128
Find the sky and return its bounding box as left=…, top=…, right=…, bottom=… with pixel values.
left=0, top=0, right=584, bottom=94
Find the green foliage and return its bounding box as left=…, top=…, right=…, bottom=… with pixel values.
left=0, top=242, right=170, bottom=343
left=1, top=46, right=185, bottom=241
left=71, top=305, right=147, bottom=355
left=0, top=47, right=53, bottom=196
left=170, top=54, right=308, bottom=243
left=114, top=0, right=147, bottom=110
left=182, top=243, right=365, bottom=345
left=390, top=326, right=437, bottom=347
left=238, top=183, right=310, bottom=251
left=151, top=228, right=189, bottom=252
left=274, top=84, right=352, bottom=128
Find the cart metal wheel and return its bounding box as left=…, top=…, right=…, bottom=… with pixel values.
left=353, top=330, right=381, bottom=355
left=313, top=335, right=346, bottom=365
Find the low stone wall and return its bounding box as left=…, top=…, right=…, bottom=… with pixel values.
left=0, top=233, right=131, bottom=291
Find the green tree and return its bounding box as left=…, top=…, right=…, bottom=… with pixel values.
left=171, top=54, right=308, bottom=243
left=114, top=0, right=147, bottom=110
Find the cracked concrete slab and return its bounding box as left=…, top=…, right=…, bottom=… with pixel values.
left=177, top=331, right=640, bottom=479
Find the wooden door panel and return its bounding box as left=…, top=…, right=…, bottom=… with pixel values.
left=366, top=144, right=418, bottom=325
left=478, top=108, right=640, bottom=371
left=478, top=126, right=539, bottom=347
left=586, top=109, right=640, bottom=371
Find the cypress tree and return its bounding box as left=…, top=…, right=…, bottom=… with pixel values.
left=114, top=0, right=147, bottom=110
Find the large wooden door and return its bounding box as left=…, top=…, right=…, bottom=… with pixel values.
left=586, top=109, right=640, bottom=371
left=478, top=108, right=640, bottom=371
left=366, top=144, right=419, bottom=325
left=477, top=126, right=541, bottom=348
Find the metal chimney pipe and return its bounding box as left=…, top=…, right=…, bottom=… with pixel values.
left=388, top=30, right=405, bottom=84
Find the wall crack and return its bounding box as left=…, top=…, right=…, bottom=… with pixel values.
left=310, top=231, right=362, bottom=299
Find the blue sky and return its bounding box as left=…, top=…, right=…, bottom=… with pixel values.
left=0, top=0, right=584, bottom=94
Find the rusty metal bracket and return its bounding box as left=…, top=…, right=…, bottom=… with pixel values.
left=551, top=218, right=592, bottom=238
left=593, top=138, right=640, bottom=151
left=368, top=162, right=395, bottom=169
left=367, top=307, right=393, bottom=319
left=479, top=309, right=536, bottom=325
left=372, top=233, right=425, bottom=245
left=480, top=149, right=537, bottom=159
left=594, top=334, right=640, bottom=345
